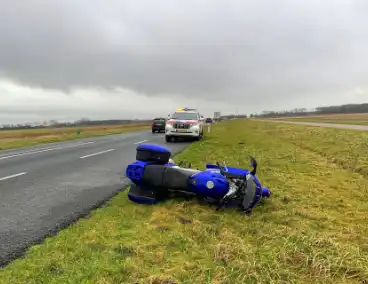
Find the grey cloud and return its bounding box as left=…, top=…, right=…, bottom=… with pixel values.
left=0, top=0, right=368, bottom=105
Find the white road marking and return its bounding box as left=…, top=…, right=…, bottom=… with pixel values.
left=134, top=140, right=148, bottom=145
left=0, top=172, right=27, bottom=181
left=0, top=141, right=95, bottom=161
left=79, top=149, right=115, bottom=159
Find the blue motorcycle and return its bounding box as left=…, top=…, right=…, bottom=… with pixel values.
left=125, top=144, right=271, bottom=213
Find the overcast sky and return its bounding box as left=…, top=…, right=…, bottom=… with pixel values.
left=1, top=0, right=367, bottom=124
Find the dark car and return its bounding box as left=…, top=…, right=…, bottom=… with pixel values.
left=205, top=118, right=213, bottom=123
left=152, top=118, right=166, bottom=133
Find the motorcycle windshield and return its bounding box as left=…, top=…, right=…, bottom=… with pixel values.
left=242, top=175, right=257, bottom=210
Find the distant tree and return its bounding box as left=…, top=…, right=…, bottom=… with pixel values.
left=251, top=102, right=368, bottom=118
left=49, top=120, right=59, bottom=126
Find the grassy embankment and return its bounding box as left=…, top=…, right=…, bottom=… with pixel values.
left=0, top=120, right=367, bottom=283
left=0, top=123, right=150, bottom=150
left=273, top=113, right=368, bottom=126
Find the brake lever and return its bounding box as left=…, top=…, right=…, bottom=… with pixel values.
left=223, top=160, right=228, bottom=172
left=216, top=162, right=224, bottom=175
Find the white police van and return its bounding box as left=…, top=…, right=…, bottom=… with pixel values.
left=165, top=108, right=205, bottom=142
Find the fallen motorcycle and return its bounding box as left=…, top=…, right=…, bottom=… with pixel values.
left=125, top=144, right=271, bottom=213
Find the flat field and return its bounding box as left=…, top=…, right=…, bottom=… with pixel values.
left=0, top=123, right=150, bottom=150
left=274, top=113, right=368, bottom=125
left=0, top=119, right=367, bottom=284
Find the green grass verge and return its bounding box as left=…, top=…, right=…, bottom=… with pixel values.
left=262, top=121, right=368, bottom=176
left=0, top=120, right=367, bottom=283
left=0, top=124, right=150, bottom=150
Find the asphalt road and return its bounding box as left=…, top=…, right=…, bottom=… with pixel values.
left=262, top=120, right=368, bottom=131
left=0, top=130, right=192, bottom=266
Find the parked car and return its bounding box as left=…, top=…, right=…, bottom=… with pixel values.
left=205, top=118, right=213, bottom=123
left=152, top=117, right=166, bottom=133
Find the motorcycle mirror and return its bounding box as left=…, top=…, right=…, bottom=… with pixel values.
left=249, top=156, right=257, bottom=175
